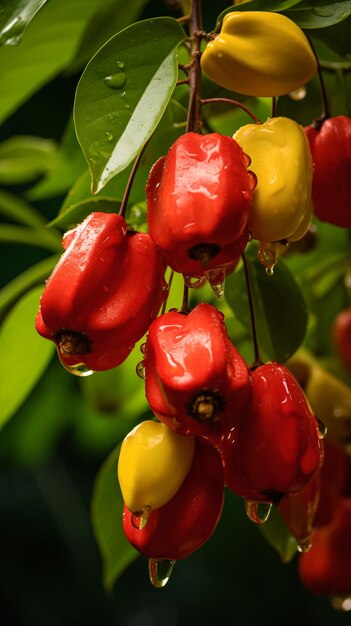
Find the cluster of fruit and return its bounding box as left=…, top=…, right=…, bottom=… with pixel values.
left=35, top=9, right=351, bottom=594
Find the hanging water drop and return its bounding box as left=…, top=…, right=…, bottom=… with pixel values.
left=103, top=72, right=126, bottom=89
left=297, top=536, right=312, bottom=553
left=105, top=131, right=113, bottom=142
left=140, top=342, right=147, bottom=355
left=289, top=86, right=307, bottom=101
left=258, top=241, right=277, bottom=275
left=136, top=360, right=146, bottom=379
left=183, top=275, right=205, bottom=289
left=245, top=499, right=272, bottom=524
left=57, top=351, right=94, bottom=377
left=205, top=268, right=225, bottom=299
left=148, top=558, right=176, bottom=588
left=317, top=418, right=327, bottom=439
left=131, top=509, right=149, bottom=530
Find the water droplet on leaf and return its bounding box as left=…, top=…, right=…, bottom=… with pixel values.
left=105, top=131, right=113, bottom=142
left=103, top=72, right=126, bottom=89
left=245, top=499, right=272, bottom=524
left=149, top=558, right=176, bottom=588
left=116, top=60, right=125, bottom=68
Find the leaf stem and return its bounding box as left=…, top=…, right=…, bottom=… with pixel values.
left=118, top=142, right=148, bottom=218
left=200, top=97, right=262, bottom=123
left=242, top=252, right=263, bottom=368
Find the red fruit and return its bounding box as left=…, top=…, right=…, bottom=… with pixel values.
left=299, top=498, right=351, bottom=596
left=305, top=116, right=351, bottom=227
left=146, top=132, right=253, bottom=277
left=122, top=438, right=224, bottom=561
left=279, top=472, right=320, bottom=550
left=314, top=440, right=350, bottom=527
left=332, top=307, right=351, bottom=372
left=36, top=212, right=167, bottom=371
left=221, top=363, right=324, bottom=504
left=144, top=303, right=252, bottom=441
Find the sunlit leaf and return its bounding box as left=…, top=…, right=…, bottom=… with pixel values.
left=0, top=0, right=48, bottom=46
left=74, top=17, right=186, bottom=193
left=91, top=446, right=139, bottom=591
left=225, top=245, right=308, bottom=363
left=0, top=135, right=56, bottom=184
left=0, top=286, right=54, bottom=429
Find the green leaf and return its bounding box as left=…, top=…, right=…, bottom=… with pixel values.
left=215, top=0, right=303, bottom=30
left=49, top=198, right=119, bottom=229
left=0, top=0, right=113, bottom=124
left=0, top=224, right=61, bottom=251
left=284, top=1, right=351, bottom=28
left=0, top=0, right=48, bottom=46
left=0, top=286, right=54, bottom=429
left=74, top=17, right=186, bottom=193
left=259, top=506, right=297, bottom=564
left=91, top=446, right=139, bottom=591
left=0, top=135, right=56, bottom=185
left=308, top=15, right=351, bottom=56
left=27, top=118, right=87, bottom=201
left=225, top=245, right=308, bottom=363
left=0, top=254, right=59, bottom=316
left=0, top=189, right=46, bottom=226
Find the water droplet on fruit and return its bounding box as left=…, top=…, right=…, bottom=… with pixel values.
left=289, top=87, right=307, bottom=101
left=131, top=510, right=149, bottom=530
left=243, top=152, right=251, bottom=167
left=331, top=595, right=351, bottom=612
left=57, top=351, right=94, bottom=377
left=245, top=499, right=272, bottom=524
left=183, top=275, right=205, bottom=289
left=116, top=60, right=125, bottom=68
left=149, top=558, right=176, bottom=588
left=140, top=342, right=147, bottom=355
left=105, top=131, right=113, bottom=142
left=136, top=360, right=146, bottom=379
left=103, top=72, right=126, bottom=89
left=247, top=170, right=257, bottom=191
left=258, top=241, right=277, bottom=275
left=317, top=418, right=327, bottom=439
left=205, top=268, right=225, bottom=299
left=297, top=536, right=312, bottom=553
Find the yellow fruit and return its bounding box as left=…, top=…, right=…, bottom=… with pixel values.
left=201, top=11, right=317, bottom=97
left=234, top=117, right=313, bottom=243
left=117, top=420, right=195, bottom=514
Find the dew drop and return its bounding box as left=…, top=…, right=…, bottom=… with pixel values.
left=149, top=558, right=176, bottom=589
left=205, top=267, right=225, bottom=299
left=331, top=595, right=351, bottom=612
left=245, top=499, right=272, bottom=524
left=57, top=351, right=94, bottom=377
left=136, top=360, right=146, bottom=379
left=289, top=86, right=307, bottom=101
left=105, top=131, right=113, bottom=142
left=258, top=241, right=277, bottom=275
left=248, top=170, right=257, bottom=191
left=243, top=152, right=251, bottom=167
left=131, top=509, right=149, bottom=530
left=183, top=275, right=205, bottom=288
left=317, top=417, right=327, bottom=439
left=116, top=60, right=125, bottom=69
left=103, top=72, right=126, bottom=89
left=297, top=536, right=312, bottom=553
left=140, top=342, right=147, bottom=355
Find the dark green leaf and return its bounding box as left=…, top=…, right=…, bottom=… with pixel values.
left=49, top=198, right=119, bottom=229
left=91, top=446, right=139, bottom=591
left=284, top=1, right=351, bottom=28
left=308, top=15, right=351, bottom=56
left=0, top=135, right=56, bottom=184
left=27, top=118, right=87, bottom=201
left=225, top=245, right=308, bottom=363
left=259, top=506, right=297, bottom=563
left=74, top=17, right=186, bottom=193
left=216, top=0, right=303, bottom=30
left=0, top=0, right=112, bottom=124
left=0, top=254, right=59, bottom=315
left=0, top=0, right=48, bottom=46
left=0, top=189, right=46, bottom=226
left=0, top=286, right=54, bottom=429
left=0, top=224, right=61, bottom=251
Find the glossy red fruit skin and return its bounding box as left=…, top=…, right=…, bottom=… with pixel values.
left=299, top=498, right=351, bottom=596
left=144, top=303, right=252, bottom=441
left=122, top=438, right=224, bottom=561
left=305, top=116, right=351, bottom=227
left=221, top=363, right=324, bottom=504
left=279, top=471, right=320, bottom=547
left=35, top=212, right=167, bottom=371
left=314, top=440, right=350, bottom=527
left=146, top=132, right=253, bottom=277
left=332, top=307, right=351, bottom=372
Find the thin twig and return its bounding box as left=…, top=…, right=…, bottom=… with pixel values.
left=201, top=97, right=262, bottom=124
left=242, top=252, right=263, bottom=368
